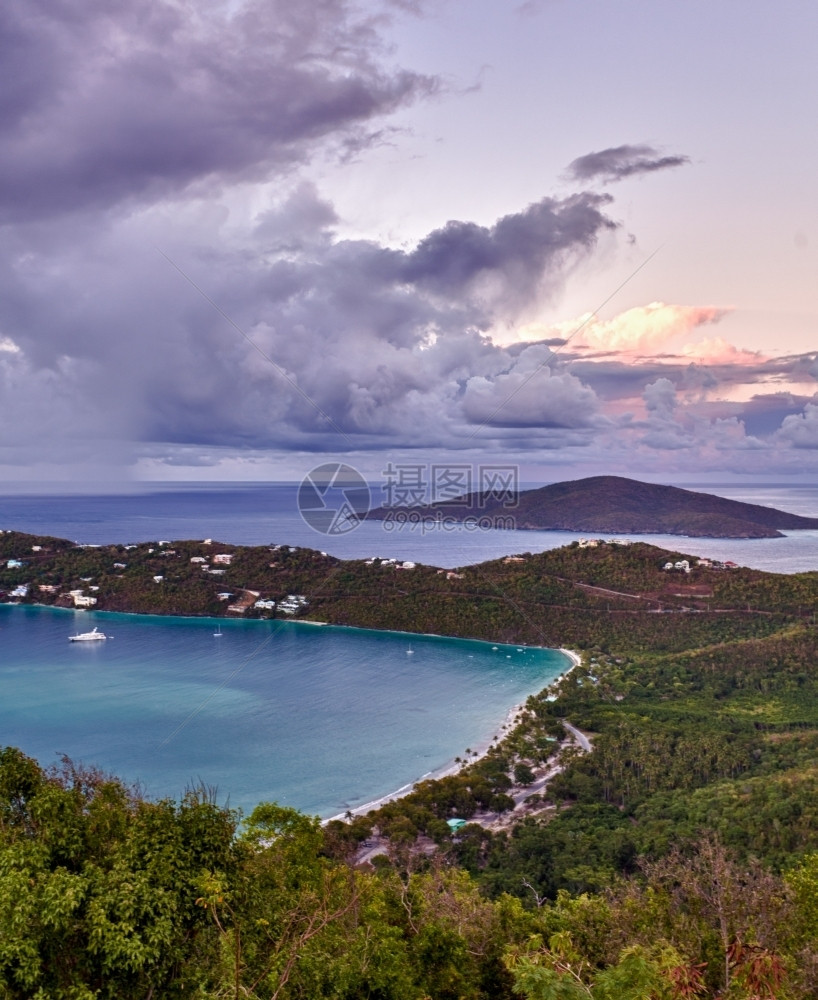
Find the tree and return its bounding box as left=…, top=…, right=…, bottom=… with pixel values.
left=506, top=935, right=689, bottom=1000
left=641, top=836, right=792, bottom=996
left=0, top=748, right=236, bottom=999
left=199, top=803, right=379, bottom=999
left=515, top=763, right=536, bottom=786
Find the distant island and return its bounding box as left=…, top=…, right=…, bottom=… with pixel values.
left=368, top=474, right=818, bottom=538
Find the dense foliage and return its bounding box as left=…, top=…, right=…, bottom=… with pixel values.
left=4, top=750, right=818, bottom=998
left=5, top=533, right=818, bottom=995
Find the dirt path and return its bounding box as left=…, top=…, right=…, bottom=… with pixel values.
left=352, top=719, right=595, bottom=861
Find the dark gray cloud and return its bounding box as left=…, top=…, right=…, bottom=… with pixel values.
left=562, top=351, right=818, bottom=406
left=734, top=393, right=813, bottom=437
left=0, top=0, right=436, bottom=223
left=3, top=171, right=816, bottom=471
left=400, top=194, right=615, bottom=309
left=0, top=185, right=618, bottom=459
left=0, top=2, right=809, bottom=477
left=567, top=144, right=690, bottom=185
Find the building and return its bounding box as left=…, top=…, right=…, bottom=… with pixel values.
left=73, top=594, right=97, bottom=607
left=278, top=594, right=308, bottom=615
left=212, top=553, right=233, bottom=565
left=227, top=591, right=260, bottom=615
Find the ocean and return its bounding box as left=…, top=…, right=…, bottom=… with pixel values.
left=1, top=481, right=816, bottom=817
left=1, top=481, right=817, bottom=571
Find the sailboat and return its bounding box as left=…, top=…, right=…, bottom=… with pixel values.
left=214, top=625, right=223, bottom=637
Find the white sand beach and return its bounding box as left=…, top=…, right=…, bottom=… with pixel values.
left=325, top=646, right=583, bottom=824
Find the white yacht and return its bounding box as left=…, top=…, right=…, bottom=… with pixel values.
left=68, top=626, right=107, bottom=642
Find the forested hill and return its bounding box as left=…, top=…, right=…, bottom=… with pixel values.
left=4, top=532, right=818, bottom=996
left=2, top=528, right=818, bottom=638
left=369, top=474, right=818, bottom=537
left=2, top=528, right=818, bottom=640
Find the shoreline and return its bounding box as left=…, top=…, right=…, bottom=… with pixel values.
left=2, top=602, right=549, bottom=651
left=1, top=601, right=578, bottom=821
left=4, top=602, right=561, bottom=661
left=324, top=646, right=582, bottom=823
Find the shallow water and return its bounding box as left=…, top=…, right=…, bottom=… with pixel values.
left=1, top=480, right=816, bottom=816
left=0, top=604, right=566, bottom=817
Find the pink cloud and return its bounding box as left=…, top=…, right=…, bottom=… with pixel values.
left=679, top=337, right=763, bottom=366
left=576, top=302, right=730, bottom=354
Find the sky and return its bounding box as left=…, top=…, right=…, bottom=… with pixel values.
left=1, top=0, right=817, bottom=485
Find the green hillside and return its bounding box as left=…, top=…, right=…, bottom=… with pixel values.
left=3, top=532, right=818, bottom=997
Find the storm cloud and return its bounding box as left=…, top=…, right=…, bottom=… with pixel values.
left=2, top=0, right=815, bottom=479
left=0, top=0, right=436, bottom=223
left=0, top=183, right=618, bottom=459
left=567, top=144, right=690, bottom=185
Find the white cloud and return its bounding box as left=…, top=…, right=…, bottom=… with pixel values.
left=462, top=365, right=602, bottom=431
left=778, top=402, right=818, bottom=448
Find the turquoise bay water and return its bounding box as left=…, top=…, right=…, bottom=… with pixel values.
left=0, top=604, right=567, bottom=817
left=4, top=481, right=813, bottom=819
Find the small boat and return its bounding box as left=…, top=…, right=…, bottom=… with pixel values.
left=69, top=626, right=107, bottom=642
left=214, top=625, right=223, bottom=637
left=406, top=646, right=414, bottom=655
